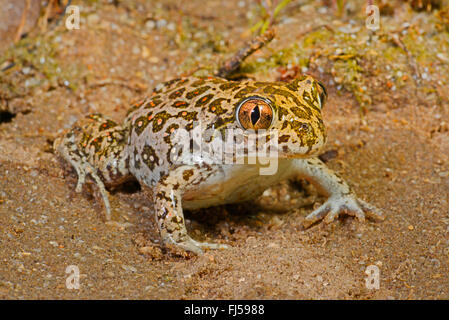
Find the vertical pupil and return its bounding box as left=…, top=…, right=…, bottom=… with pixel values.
left=250, top=105, right=260, bottom=126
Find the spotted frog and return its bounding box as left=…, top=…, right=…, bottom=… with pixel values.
left=54, top=75, right=384, bottom=254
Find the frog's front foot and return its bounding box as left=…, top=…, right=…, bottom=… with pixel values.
left=163, top=234, right=229, bottom=255
left=303, top=194, right=385, bottom=228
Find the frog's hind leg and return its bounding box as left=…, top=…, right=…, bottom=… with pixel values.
left=54, top=126, right=112, bottom=220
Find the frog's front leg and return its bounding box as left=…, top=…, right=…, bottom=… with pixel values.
left=153, top=165, right=228, bottom=254
left=291, top=157, right=385, bottom=228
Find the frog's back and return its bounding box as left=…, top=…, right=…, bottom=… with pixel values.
left=125, top=77, right=234, bottom=185
left=124, top=76, right=325, bottom=188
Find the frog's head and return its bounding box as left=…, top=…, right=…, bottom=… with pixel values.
left=234, top=75, right=327, bottom=159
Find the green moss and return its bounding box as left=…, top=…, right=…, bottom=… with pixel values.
left=236, top=43, right=308, bottom=76
left=302, top=28, right=333, bottom=48
left=0, top=30, right=87, bottom=94
left=383, top=46, right=404, bottom=62
left=333, top=57, right=371, bottom=107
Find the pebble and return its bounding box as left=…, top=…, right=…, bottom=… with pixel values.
left=141, top=46, right=150, bottom=58
left=132, top=45, right=140, bottom=55
left=156, top=19, right=167, bottom=29
left=267, top=242, right=280, bottom=248
left=145, top=20, right=156, bottom=29
left=87, top=14, right=100, bottom=26
left=167, top=23, right=176, bottom=31
left=49, top=241, right=58, bottom=247
left=121, top=265, right=137, bottom=273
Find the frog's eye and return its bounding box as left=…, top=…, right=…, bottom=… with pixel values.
left=317, top=81, right=327, bottom=108
left=236, top=97, right=274, bottom=131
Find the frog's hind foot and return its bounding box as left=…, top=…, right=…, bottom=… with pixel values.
left=54, top=134, right=112, bottom=221
left=164, top=234, right=229, bottom=255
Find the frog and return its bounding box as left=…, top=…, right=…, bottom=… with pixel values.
left=53, top=75, right=384, bottom=254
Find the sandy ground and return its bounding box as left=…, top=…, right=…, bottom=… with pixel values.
left=0, top=0, right=448, bottom=299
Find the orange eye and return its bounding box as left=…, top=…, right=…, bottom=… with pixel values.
left=236, top=97, right=274, bottom=131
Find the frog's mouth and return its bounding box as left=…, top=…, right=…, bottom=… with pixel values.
left=272, top=142, right=325, bottom=159
left=233, top=149, right=322, bottom=163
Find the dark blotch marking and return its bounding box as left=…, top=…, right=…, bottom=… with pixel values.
left=152, top=111, right=171, bottom=132
left=172, top=100, right=188, bottom=108
left=164, top=123, right=180, bottom=144
left=279, top=135, right=290, bottom=143
left=291, top=106, right=312, bottom=120
left=195, top=94, right=214, bottom=107
left=141, top=144, right=158, bottom=172
left=133, top=115, right=151, bottom=136
left=219, top=82, right=240, bottom=91
left=233, top=86, right=256, bottom=99
left=145, top=96, right=163, bottom=109
left=98, top=119, right=118, bottom=131
left=186, top=86, right=210, bottom=99
left=182, top=169, right=194, bottom=181
left=169, top=87, right=186, bottom=100
left=208, top=98, right=229, bottom=115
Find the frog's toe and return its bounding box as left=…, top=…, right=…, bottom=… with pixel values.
left=196, top=241, right=229, bottom=251
left=176, top=238, right=205, bottom=255
left=303, top=195, right=384, bottom=228
left=74, top=172, right=86, bottom=193
left=303, top=203, right=332, bottom=228
left=165, top=236, right=229, bottom=255
left=358, top=199, right=385, bottom=222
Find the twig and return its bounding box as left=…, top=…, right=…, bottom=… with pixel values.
left=215, top=28, right=275, bottom=79
left=14, top=0, right=31, bottom=43
left=40, top=0, right=55, bottom=32
left=389, top=32, right=421, bottom=87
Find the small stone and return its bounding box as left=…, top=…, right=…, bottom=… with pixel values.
left=142, top=46, right=150, bottom=58
left=145, top=20, right=156, bottom=29
left=156, top=19, right=167, bottom=28
left=121, top=265, right=137, bottom=273
left=87, top=14, right=100, bottom=26
left=132, top=45, right=140, bottom=55
left=49, top=241, right=58, bottom=247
